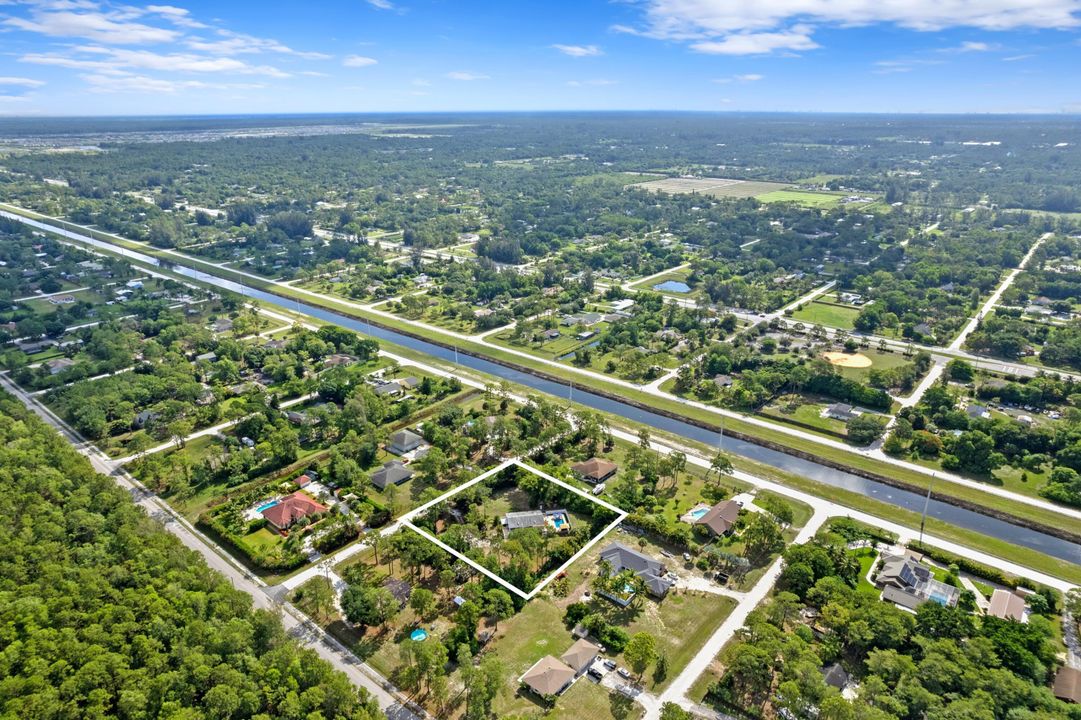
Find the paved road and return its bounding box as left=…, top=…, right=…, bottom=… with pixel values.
left=5, top=206, right=1079, bottom=529
left=0, top=371, right=423, bottom=720
left=655, top=510, right=829, bottom=717
left=948, top=231, right=1051, bottom=351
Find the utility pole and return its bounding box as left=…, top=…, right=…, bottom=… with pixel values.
left=918, top=473, right=936, bottom=548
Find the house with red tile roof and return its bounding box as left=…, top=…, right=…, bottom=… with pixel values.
left=261, top=492, right=328, bottom=532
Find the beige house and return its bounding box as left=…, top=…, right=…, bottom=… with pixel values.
left=987, top=589, right=1026, bottom=622
left=559, top=638, right=600, bottom=676
left=519, top=656, right=577, bottom=697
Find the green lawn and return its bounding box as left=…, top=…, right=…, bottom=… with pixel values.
left=755, top=190, right=845, bottom=207
left=759, top=398, right=849, bottom=438
left=790, top=300, right=859, bottom=329
left=16, top=205, right=1081, bottom=585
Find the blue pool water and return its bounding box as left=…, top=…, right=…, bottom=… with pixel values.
left=551, top=516, right=567, bottom=529
left=689, top=507, right=708, bottom=520
left=256, top=500, right=279, bottom=513
left=928, top=591, right=951, bottom=606
left=653, top=280, right=691, bottom=293
left=410, top=628, right=429, bottom=642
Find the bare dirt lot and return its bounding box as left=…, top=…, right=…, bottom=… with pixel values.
left=629, top=176, right=791, bottom=198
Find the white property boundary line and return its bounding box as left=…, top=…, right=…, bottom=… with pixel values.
left=400, top=457, right=628, bottom=600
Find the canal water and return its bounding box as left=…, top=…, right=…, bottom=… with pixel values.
left=10, top=210, right=1080, bottom=565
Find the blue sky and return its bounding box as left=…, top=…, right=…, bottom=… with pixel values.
left=1, top=0, right=1080, bottom=115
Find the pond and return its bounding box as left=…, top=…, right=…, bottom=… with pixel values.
left=653, top=280, right=691, bottom=293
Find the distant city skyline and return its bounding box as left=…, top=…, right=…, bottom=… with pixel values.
left=1, top=0, right=1080, bottom=115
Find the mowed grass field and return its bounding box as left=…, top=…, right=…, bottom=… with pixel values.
left=790, top=299, right=860, bottom=329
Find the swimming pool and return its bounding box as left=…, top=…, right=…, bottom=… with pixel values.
left=256, top=500, right=279, bottom=513
left=653, top=280, right=691, bottom=293
left=410, top=628, right=429, bottom=642
left=689, top=507, right=709, bottom=520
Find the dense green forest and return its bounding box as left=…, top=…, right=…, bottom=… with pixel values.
left=0, top=392, right=381, bottom=720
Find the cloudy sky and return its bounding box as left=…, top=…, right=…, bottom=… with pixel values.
left=1, top=0, right=1080, bottom=115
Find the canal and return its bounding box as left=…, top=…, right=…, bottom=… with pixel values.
left=8, top=210, right=1081, bottom=566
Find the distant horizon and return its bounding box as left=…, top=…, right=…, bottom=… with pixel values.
left=3, top=109, right=1081, bottom=121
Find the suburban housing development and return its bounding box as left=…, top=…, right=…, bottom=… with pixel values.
left=0, top=16, right=1080, bottom=718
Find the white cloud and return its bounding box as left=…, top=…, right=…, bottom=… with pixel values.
left=552, top=44, right=603, bottom=57
left=186, top=30, right=331, bottom=59
left=566, top=78, right=618, bottom=86
left=712, top=73, right=763, bottom=83
left=621, top=0, right=1081, bottom=55
left=872, top=57, right=946, bottom=73
left=1003, top=53, right=1035, bottom=60
left=691, top=26, right=818, bottom=55
left=80, top=73, right=265, bottom=93
left=940, top=40, right=998, bottom=52
left=446, top=71, right=488, bottom=80
left=4, top=8, right=181, bottom=44
left=343, top=54, right=378, bottom=67
left=0, top=76, right=46, bottom=87
left=0, top=95, right=30, bottom=103
left=412, top=78, right=430, bottom=86
left=22, top=46, right=291, bottom=77
left=367, top=0, right=395, bottom=8
left=144, top=5, right=208, bottom=29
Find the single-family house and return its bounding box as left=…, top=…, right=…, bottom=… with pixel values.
left=323, top=353, right=356, bottom=368
left=821, top=663, right=850, bottom=691
left=503, top=510, right=546, bottom=531
left=387, top=429, right=425, bottom=455
left=397, top=376, right=421, bottom=390
left=987, top=589, right=1027, bottom=622
left=559, top=639, right=600, bottom=676
left=599, top=543, right=672, bottom=601
left=519, top=656, right=577, bottom=698
left=133, top=409, right=160, bottom=429
left=371, top=460, right=413, bottom=490
left=571, top=458, right=618, bottom=484
left=825, top=403, right=861, bottom=422
left=541, top=329, right=561, bottom=340
left=261, top=492, right=328, bottom=531
left=694, top=500, right=741, bottom=536
left=210, top=317, right=233, bottom=333
left=876, top=554, right=959, bottom=609
left=966, top=404, right=991, bottom=421
left=713, top=374, right=734, bottom=388
left=1054, top=667, right=1081, bottom=703
left=374, top=381, right=403, bottom=397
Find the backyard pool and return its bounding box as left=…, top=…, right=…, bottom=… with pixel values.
left=256, top=500, right=279, bottom=513
left=653, top=280, right=691, bottom=293
left=689, top=507, right=708, bottom=520
left=410, top=628, right=429, bottom=642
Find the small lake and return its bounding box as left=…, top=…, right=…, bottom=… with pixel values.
left=654, top=280, right=691, bottom=293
